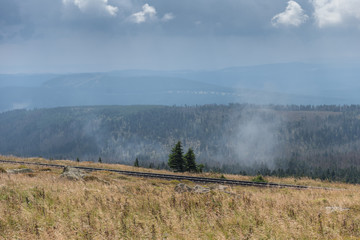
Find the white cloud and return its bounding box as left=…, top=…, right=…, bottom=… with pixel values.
left=62, top=0, right=118, bottom=16
left=128, top=3, right=174, bottom=24
left=271, top=1, right=308, bottom=27
left=129, top=3, right=156, bottom=23
left=312, top=0, right=360, bottom=28
left=162, top=13, right=175, bottom=22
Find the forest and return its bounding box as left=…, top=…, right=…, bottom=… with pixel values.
left=1, top=104, right=360, bottom=183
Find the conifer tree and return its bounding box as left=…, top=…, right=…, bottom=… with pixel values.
left=134, top=158, right=139, bottom=167
left=184, top=148, right=197, bottom=172
left=168, top=141, right=185, bottom=172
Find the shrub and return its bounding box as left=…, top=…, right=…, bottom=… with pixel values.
left=252, top=175, right=268, bottom=183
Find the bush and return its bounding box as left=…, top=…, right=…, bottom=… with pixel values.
left=197, top=164, right=205, bottom=173
left=252, top=175, right=268, bottom=183
left=0, top=167, right=6, bottom=173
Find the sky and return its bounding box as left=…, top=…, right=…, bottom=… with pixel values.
left=1, top=0, right=360, bottom=73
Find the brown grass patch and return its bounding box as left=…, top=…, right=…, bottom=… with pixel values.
left=0, top=156, right=359, bottom=239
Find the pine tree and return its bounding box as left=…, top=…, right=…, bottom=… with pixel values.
left=98, top=157, right=102, bottom=163
left=168, top=141, right=185, bottom=172
left=184, top=148, right=197, bottom=172
left=134, top=158, right=139, bottom=167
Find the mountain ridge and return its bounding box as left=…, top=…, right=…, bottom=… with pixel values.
left=0, top=62, right=359, bottom=112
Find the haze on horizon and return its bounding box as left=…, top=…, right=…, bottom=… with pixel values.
left=1, top=0, right=360, bottom=74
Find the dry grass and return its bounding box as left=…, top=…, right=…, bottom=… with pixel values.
left=1, top=156, right=360, bottom=239
left=0, top=155, right=347, bottom=188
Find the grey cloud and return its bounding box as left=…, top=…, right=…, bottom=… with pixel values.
left=0, top=0, right=305, bottom=40
left=62, top=0, right=118, bottom=17
left=0, top=1, right=23, bottom=42
left=161, top=13, right=175, bottom=22
left=0, top=1, right=21, bottom=25
left=0, top=0, right=360, bottom=73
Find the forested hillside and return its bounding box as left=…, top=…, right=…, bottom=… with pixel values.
left=2, top=104, right=360, bottom=182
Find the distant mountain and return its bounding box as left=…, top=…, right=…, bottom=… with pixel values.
left=107, top=63, right=360, bottom=99
left=191, top=63, right=360, bottom=100
left=43, top=74, right=230, bottom=92
left=0, top=63, right=358, bottom=112
left=0, top=73, right=237, bottom=112
left=0, top=73, right=59, bottom=87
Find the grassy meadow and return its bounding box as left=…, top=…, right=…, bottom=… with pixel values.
left=0, top=156, right=360, bottom=239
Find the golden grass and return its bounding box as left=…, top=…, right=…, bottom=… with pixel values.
left=0, top=155, right=348, bottom=188
left=0, top=156, right=360, bottom=239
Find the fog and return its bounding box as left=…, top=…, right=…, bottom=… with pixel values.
left=231, top=108, right=282, bottom=169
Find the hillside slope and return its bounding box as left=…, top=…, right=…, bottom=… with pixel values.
left=0, top=156, right=359, bottom=239
left=1, top=104, right=360, bottom=182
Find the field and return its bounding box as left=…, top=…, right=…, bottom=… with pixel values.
left=0, top=156, right=360, bottom=239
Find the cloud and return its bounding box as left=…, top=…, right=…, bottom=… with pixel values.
left=271, top=1, right=308, bottom=27
left=129, top=3, right=174, bottom=24
left=129, top=3, right=156, bottom=23
left=312, top=0, right=360, bottom=28
left=62, top=0, right=118, bottom=16
left=162, top=13, right=175, bottom=22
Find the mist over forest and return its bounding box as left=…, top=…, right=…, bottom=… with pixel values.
left=2, top=104, right=360, bottom=183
